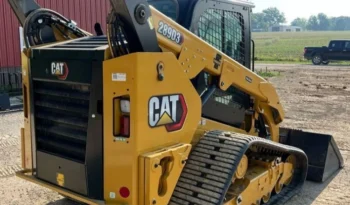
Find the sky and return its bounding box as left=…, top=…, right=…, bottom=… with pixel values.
left=252, top=0, right=349, bottom=24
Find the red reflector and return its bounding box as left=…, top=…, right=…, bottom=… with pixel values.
left=119, top=187, right=130, bottom=198
left=120, top=116, right=130, bottom=136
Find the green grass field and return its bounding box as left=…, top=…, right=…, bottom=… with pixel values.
left=252, top=31, right=350, bottom=62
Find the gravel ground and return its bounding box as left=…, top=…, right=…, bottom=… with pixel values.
left=0, top=63, right=349, bottom=205
left=257, top=64, right=350, bottom=205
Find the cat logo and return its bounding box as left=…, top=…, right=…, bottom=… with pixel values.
left=148, top=94, right=187, bottom=132
left=51, top=62, right=69, bottom=80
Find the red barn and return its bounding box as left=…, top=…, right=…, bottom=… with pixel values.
left=0, top=0, right=110, bottom=90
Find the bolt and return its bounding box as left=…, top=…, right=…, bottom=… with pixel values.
left=157, top=62, right=164, bottom=81
left=154, top=164, right=158, bottom=168
left=158, top=74, right=164, bottom=81
left=221, top=82, right=225, bottom=86
left=140, top=9, right=146, bottom=18
left=181, top=62, right=185, bottom=65
left=182, top=160, right=187, bottom=164
left=152, top=199, right=157, bottom=204
left=92, top=114, right=96, bottom=118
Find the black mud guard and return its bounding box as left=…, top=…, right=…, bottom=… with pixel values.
left=279, top=127, right=344, bottom=182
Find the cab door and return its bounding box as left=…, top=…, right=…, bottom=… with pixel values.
left=341, top=41, right=350, bottom=60
left=188, top=0, right=253, bottom=129
left=327, top=41, right=344, bottom=60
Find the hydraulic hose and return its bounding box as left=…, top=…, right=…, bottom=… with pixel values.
left=23, top=8, right=90, bottom=48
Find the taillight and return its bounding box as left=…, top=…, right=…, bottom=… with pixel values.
left=120, top=115, right=130, bottom=136
left=120, top=99, right=130, bottom=113
left=120, top=99, right=130, bottom=137
left=113, top=97, right=131, bottom=138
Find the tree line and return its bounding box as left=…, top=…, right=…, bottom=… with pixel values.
left=252, top=7, right=350, bottom=31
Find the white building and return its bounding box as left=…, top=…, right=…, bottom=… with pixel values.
left=268, top=25, right=303, bottom=32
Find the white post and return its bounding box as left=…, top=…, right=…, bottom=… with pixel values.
left=19, top=27, right=24, bottom=51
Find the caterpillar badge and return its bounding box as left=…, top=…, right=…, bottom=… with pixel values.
left=8, top=0, right=344, bottom=204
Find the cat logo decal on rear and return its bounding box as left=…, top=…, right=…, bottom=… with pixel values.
left=148, top=94, right=187, bottom=132
left=51, top=62, right=69, bottom=80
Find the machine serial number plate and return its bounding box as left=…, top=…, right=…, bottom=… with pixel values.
left=157, top=21, right=184, bottom=45
left=112, top=73, right=126, bottom=82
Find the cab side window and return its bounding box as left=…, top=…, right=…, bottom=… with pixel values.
left=147, top=0, right=178, bottom=21
left=345, top=41, right=350, bottom=49
left=224, top=11, right=245, bottom=65
left=330, top=41, right=343, bottom=50
left=198, top=8, right=245, bottom=65
left=198, top=9, right=223, bottom=50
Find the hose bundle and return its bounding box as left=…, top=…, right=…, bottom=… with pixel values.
left=23, top=8, right=89, bottom=48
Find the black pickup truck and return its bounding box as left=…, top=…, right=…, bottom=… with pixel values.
left=304, top=40, right=350, bottom=65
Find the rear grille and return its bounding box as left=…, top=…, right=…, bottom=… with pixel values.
left=33, top=80, right=90, bottom=163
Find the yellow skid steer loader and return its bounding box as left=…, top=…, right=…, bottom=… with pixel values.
left=8, top=0, right=344, bottom=204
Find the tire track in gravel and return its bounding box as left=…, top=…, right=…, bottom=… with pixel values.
left=0, top=165, right=22, bottom=178
left=0, top=136, right=22, bottom=179
left=0, top=138, right=20, bottom=148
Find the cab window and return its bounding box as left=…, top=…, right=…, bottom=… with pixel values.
left=198, top=8, right=245, bottom=64
left=147, top=0, right=179, bottom=21
left=330, top=41, right=343, bottom=49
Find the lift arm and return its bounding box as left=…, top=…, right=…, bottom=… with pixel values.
left=107, top=0, right=285, bottom=138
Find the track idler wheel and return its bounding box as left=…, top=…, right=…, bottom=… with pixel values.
left=274, top=182, right=283, bottom=194
left=284, top=155, right=296, bottom=185
left=262, top=192, right=271, bottom=204
left=235, top=155, right=248, bottom=180
left=274, top=154, right=296, bottom=194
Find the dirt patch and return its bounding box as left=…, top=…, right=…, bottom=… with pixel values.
left=0, top=63, right=349, bottom=205
left=257, top=63, right=350, bottom=205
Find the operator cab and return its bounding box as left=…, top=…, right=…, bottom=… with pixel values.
left=148, top=0, right=253, bottom=68
left=149, top=0, right=256, bottom=130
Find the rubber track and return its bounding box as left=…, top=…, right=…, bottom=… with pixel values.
left=169, top=130, right=308, bottom=205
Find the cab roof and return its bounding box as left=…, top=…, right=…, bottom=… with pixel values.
left=225, top=0, right=255, bottom=8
